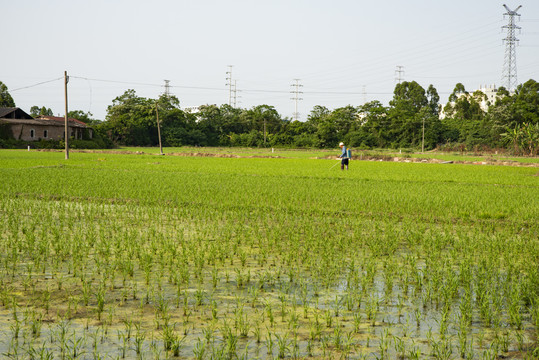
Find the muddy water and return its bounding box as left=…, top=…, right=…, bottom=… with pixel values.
left=0, top=261, right=536, bottom=359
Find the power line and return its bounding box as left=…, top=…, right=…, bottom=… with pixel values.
left=70, top=76, right=163, bottom=88
left=68, top=74, right=449, bottom=97
left=70, top=76, right=223, bottom=91
left=362, top=85, right=367, bottom=105
left=10, top=77, right=63, bottom=92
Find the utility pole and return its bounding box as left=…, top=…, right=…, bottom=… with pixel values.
left=225, top=65, right=233, bottom=106
left=155, top=102, right=163, bottom=155
left=259, top=107, right=268, bottom=147
left=164, top=79, right=171, bottom=98
left=395, top=65, right=404, bottom=84
left=422, top=115, right=425, bottom=154
left=290, top=79, right=303, bottom=121
left=502, top=4, right=522, bottom=92
left=64, top=71, right=69, bottom=160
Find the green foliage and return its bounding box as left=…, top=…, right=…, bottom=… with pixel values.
left=0, top=81, right=15, bottom=107
left=30, top=106, right=53, bottom=117
left=0, top=122, right=13, bottom=140
left=440, top=79, right=539, bottom=151
left=512, top=80, right=539, bottom=125
left=68, top=110, right=99, bottom=124
left=502, top=122, right=539, bottom=156
left=7, top=78, right=538, bottom=153
left=103, top=89, right=159, bottom=146
left=386, top=81, right=443, bottom=149
left=0, top=135, right=113, bottom=150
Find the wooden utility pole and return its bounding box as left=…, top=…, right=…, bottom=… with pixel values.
left=421, top=114, right=427, bottom=154
left=260, top=107, right=267, bottom=147
left=64, top=71, right=69, bottom=160
left=156, top=102, right=163, bottom=155
left=422, top=114, right=426, bottom=154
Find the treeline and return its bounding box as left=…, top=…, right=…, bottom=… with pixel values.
left=2, top=79, right=538, bottom=154
left=99, top=80, right=538, bottom=154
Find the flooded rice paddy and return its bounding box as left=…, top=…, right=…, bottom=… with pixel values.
left=0, top=150, right=537, bottom=359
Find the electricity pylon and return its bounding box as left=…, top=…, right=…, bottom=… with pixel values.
left=502, top=4, right=522, bottom=92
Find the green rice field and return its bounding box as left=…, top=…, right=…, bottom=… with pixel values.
left=0, top=149, right=538, bottom=359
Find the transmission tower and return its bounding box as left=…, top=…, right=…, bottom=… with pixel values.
left=395, top=66, right=404, bottom=84
left=163, top=80, right=171, bottom=97
left=225, top=65, right=233, bottom=106
left=290, top=79, right=303, bottom=121
left=502, top=4, right=522, bottom=92
left=233, top=80, right=241, bottom=108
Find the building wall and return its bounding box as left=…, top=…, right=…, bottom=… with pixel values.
left=10, top=124, right=86, bottom=141
left=477, top=85, right=498, bottom=111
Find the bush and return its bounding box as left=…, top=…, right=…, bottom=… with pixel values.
left=345, top=130, right=376, bottom=149
left=229, top=131, right=263, bottom=147
left=292, top=133, right=318, bottom=148
left=0, top=136, right=113, bottom=150
left=0, top=123, right=13, bottom=140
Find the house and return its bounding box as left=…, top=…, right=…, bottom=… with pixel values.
left=0, top=107, right=92, bottom=141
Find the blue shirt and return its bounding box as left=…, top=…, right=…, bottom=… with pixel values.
left=339, top=146, right=347, bottom=158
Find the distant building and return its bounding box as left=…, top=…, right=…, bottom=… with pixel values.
left=476, top=84, right=499, bottom=111
left=182, top=106, right=202, bottom=114
left=440, top=84, right=502, bottom=119
left=0, top=107, right=92, bottom=141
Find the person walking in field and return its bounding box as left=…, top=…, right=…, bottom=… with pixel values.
left=338, top=142, right=349, bottom=170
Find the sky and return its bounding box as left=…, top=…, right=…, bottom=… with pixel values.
left=2, top=0, right=538, bottom=121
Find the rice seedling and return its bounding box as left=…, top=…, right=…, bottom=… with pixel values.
left=0, top=149, right=537, bottom=358
left=193, top=337, right=206, bottom=360
left=274, top=331, right=291, bottom=359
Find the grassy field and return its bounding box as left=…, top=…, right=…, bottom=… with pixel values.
left=0, top=148, right=538, bottom=359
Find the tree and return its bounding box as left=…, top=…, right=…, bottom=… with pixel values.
left=390, top=81, right=428, bottom=113
left=305, top=105, right=333, bottom=148
left=219, top=104, right=244, bottom=136
left=304, top=105, right=362, bottom=148
left=486, top=80, right=539, bottom=147
left=511, top=79, right=539, bottom=126
left=104, top=89, right=158, bottom=145
left=0, top=81, right=15, bottom=107
left=448, top=83, right=467, bottom=103
left=426, top=84, right=440, bottom=117
left=388, top=81, right=428, bottom=147
left=68, top=110, right=98, bottom=124
left=160, top=105, right=200, bottom=147
left=234, top=105, right=283, bottom=147
left=30, top=106, right=54, bottom=117
left=355, top=101, right=389, bottom=148
left=197, top=104, right=223, bottom=146
left=442, top=83, right=489, bottom=147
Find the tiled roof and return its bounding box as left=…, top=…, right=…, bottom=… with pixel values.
left=0, top=118, right=57, bottom=126
left=0, top=107, right=34, bottom=119
left=0, top=108, right=90, bottom=128
left=36, top=115, right=88, bottom=127
left=0, top=107, right=17, bottom=118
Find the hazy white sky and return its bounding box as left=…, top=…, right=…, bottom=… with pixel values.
left=3, top=0, right=538, bottom=121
